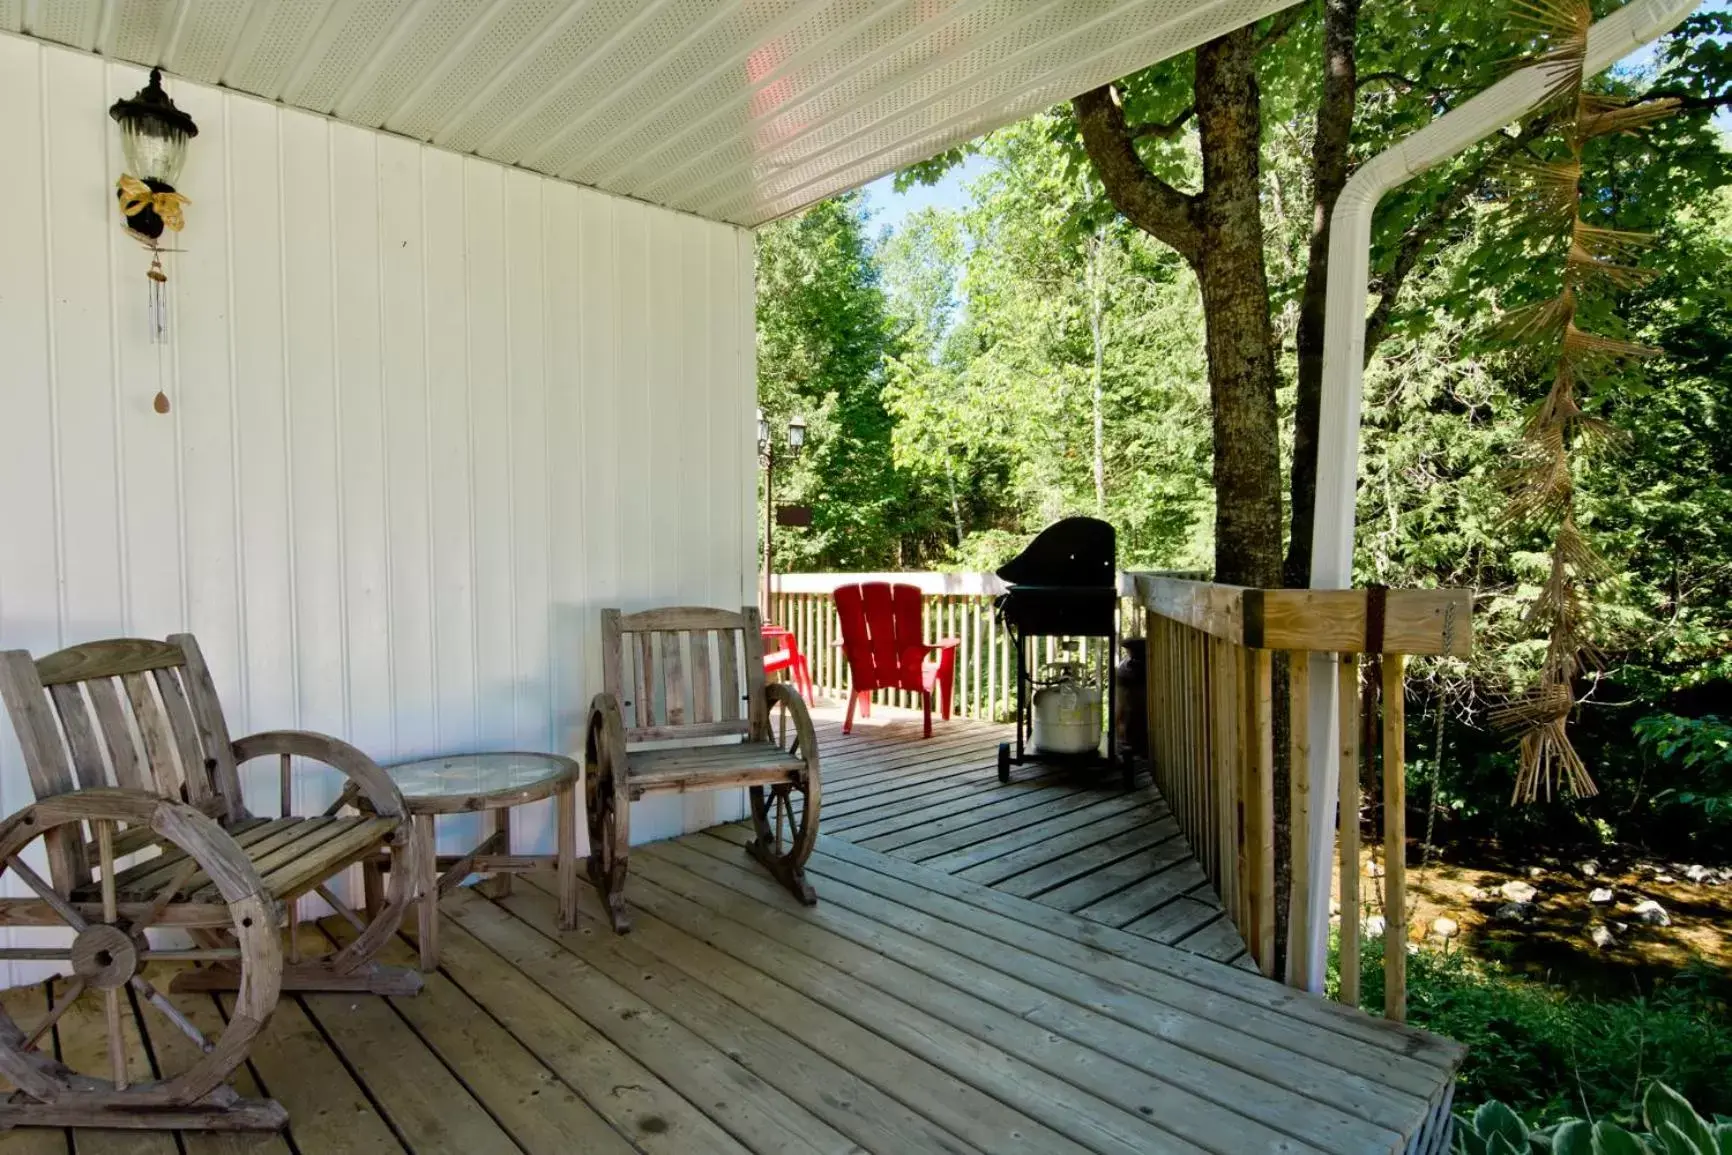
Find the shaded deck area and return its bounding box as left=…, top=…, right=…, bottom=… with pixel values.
left=0, top=712, right=1463, bottom=1155
left=811, top=704, right=1251, bottom=965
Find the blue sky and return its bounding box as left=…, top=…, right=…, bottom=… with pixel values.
left=859, top=152, right=991, bottom=236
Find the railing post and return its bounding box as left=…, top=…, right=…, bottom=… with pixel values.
left=1382, top=652, right=1408, bottom=1023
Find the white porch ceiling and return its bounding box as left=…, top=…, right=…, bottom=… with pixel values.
left=8, top=0, right=1295, bottom=227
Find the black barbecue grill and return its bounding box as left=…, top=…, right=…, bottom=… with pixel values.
left=993, top=516, right=1131, bottom=787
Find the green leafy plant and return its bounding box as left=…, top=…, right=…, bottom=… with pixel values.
left=1637, top=714, right=1732, bottom=824
left=1338, top=939, right=1732, bottom=1122
left=1454, top=1082, right=1732, bottom=1154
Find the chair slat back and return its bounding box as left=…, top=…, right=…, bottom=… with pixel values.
left=601, top=606, right=766, bottom=746
left=834, top=582, right=928, bottom=695
left=0, top=635, right=247, bottom=891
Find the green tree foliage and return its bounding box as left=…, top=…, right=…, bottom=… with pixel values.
left=755, top=193, right=953, bottom=568
left=881, top=120, right=1215, bottom=571
left=757, top=7, right=1732, bottom=846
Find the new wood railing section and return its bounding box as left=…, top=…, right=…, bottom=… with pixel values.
left=767, top=570, right=1471, bottom=1022
left=1134, top=575, right=1471, bottom=1019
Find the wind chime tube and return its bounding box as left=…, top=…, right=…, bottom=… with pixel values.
left=148, top=253, right=167, bottom=344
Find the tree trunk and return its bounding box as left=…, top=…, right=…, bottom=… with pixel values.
left=1286, top=0, right=1362, bottom=591
left=1075, top=27, right=1290, bottom=975
left=1088, top=230, right=1108, bottom=515
left=1194, top=30, right=1284, bottom=590
left=945, top=456, right=965, bottom=547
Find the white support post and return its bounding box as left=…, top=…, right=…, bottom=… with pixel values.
left=1298, top=0, right=1701, bottom=994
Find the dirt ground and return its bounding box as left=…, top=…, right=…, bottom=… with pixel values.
left=1352, top=844, right=1732, bottom=995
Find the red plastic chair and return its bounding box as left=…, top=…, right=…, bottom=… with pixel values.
left=834, top=582, right=960, bottom=738
left=761, top=623, right=814, bottom=702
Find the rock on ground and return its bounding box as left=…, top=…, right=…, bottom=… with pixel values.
left=1494, top=902, right=1535, bottom=923
left=1500, top=880, right=1539, bottom=904
left=1631, top=899, right=1670, bottom=926
left=1588, top=922, right=1616, bottom=950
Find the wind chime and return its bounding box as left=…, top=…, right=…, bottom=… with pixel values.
left=109, top=68, right=196, bottom=361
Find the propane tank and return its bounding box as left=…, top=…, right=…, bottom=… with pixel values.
left=1031, top=660, right=1102, bottom=756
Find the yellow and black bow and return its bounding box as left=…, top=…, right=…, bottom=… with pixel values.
left=117, top=175, right=189, bottom=233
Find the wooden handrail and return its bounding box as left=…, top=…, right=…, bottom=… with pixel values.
left=1133, top=574, right=1471, bottom=657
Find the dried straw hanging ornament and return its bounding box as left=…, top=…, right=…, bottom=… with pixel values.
left=109, top=68, right=197, bottom=365
left=1493, top=0, right=1676, bottom=803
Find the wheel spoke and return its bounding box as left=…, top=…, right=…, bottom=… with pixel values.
left=129, top=973, right=212, bottom=1054
left=316, top=882, right=369, bottom=933
left=23, top=976, right=85, bottom=1050
left=0, top=948, right=74, bottom=961
left=136, top=857, right=200, bottom=931
left=140, top=948, right=241, bottom=961
left=97, top=821, right=119, bottom=924
left=103, top=987, right=127, bottom=1090
left=6, top=854, right=88, bottom=932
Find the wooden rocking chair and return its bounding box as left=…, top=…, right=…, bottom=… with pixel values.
left=0, top=635, right=419, bottom=1132
left=585, top=606, right=820, bottom=933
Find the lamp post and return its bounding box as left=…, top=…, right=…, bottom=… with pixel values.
left=758, top=410, right=807, bottom=616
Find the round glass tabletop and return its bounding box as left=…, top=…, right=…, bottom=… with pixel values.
left=384, top=751, right=578, bottom=812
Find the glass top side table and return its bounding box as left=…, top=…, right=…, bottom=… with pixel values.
left=373, top=751, right=581, bottom=970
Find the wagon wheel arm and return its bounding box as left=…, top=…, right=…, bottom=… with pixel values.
left=762, top=683, right=820, bottom=776
left=585, top=694, right=628, bottom=764
left=584, top=694, right=632, bottom=932
left=231, top=730, right=408, bottom=821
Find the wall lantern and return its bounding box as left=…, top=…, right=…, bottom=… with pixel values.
left=110, top=67, right=197, bottom=345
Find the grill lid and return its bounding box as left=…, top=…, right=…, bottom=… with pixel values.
left=995, top=517, right=1116, bottom=589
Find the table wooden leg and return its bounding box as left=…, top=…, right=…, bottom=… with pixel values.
left=558, top=778, right=578, bottom=930
left=414, top=812, right=439, bottom=971
left=480, top=806, right=513, bottom=898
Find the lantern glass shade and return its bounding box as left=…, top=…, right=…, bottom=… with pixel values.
left=118, top=119, right=190, bottom=185
left=110, top=68, right=198, bottom=187
left=787, top=415, right=807, bottom=452
left=756, top=408, right=769, bottom=448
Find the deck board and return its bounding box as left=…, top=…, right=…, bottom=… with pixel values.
left=811, top=706, right=1247, bottom=961
left=0, top=702, right=1461, bottom=1154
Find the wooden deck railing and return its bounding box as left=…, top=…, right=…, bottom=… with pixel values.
left=769, top=569, right=1472, bottom=1022
left=1133, top=574, right=1471, bottom=1019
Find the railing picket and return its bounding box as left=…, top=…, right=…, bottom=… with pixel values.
left=1338, top=653, right=1363, bottom=1008
left=1287, top=652, right=1314, bottom=989
left=1248, top=646, right=1276, bottom=975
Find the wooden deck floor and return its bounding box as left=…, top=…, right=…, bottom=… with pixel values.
left=809, top=704, right=1250, bottom=966
left=0, top=713, right=1465, bottom=1155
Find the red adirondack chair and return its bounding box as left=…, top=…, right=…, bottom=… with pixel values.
left=834, top=582, right=960, bottom=738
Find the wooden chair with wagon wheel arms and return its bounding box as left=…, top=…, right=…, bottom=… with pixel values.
left=0, top=635, right=419, bottom=1132
left=586, top=606, right=821, bottom=933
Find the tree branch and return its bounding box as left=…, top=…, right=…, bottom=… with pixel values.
left=1071, top=85, right=1203, bottom=263
left=1357, top=70, right=1421, bottom=92
left=1256, top=3, right=1308, bottom=50
left=1131, top=105, right=1195, bottom=139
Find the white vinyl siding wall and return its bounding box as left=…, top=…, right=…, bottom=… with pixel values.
left=0, top=33, right=759, bottom=970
